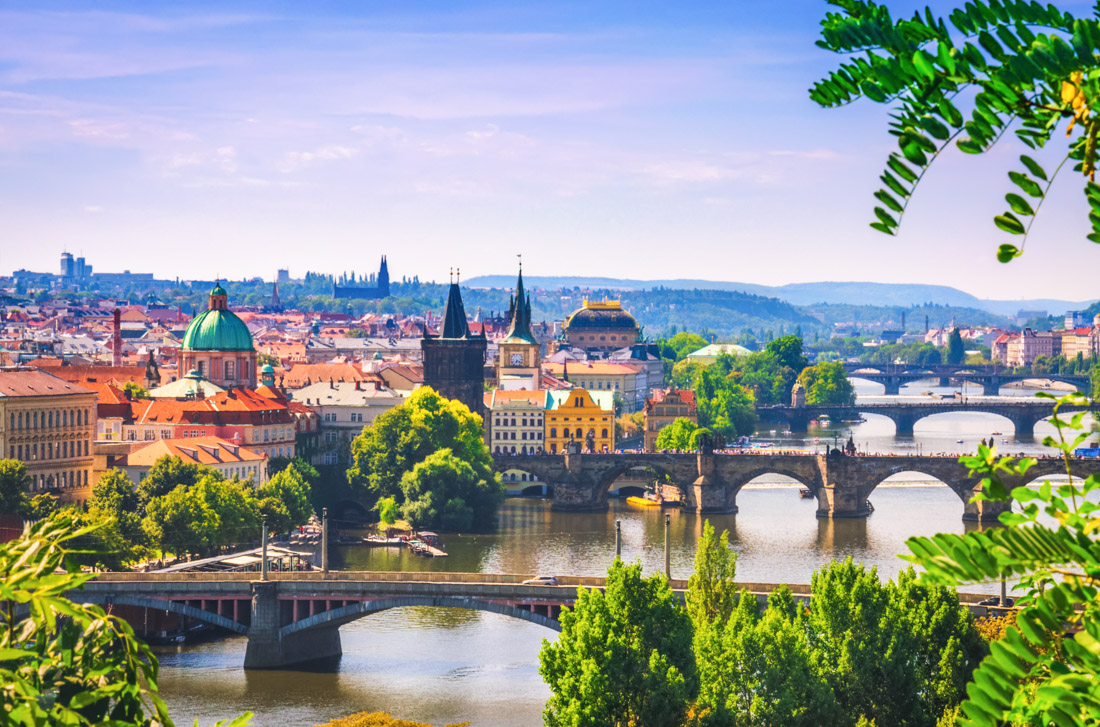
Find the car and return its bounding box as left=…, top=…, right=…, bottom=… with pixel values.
left=522, top=576, right=558, bottom=586
left=978, top=596, right=1001, bottom=606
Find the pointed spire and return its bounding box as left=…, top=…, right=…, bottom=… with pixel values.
left=439, top=279, right=471, bottom=339
left=502, top=259, right=537, bottom=344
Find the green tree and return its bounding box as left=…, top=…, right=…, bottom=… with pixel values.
left=916, top=345, right=943, bottom=367
left=654, top=418, right=703, bottom=451
left=539, top=559, right=696, bottom=727
left=87, top=468, right=144, bottom=546
left=196, top=475, right=260, bottom=548
left=797, top=362, right=856, bottom=406
left=695, top=368, right=758, bottom=440
left=25, top=492, right=59, bottom=520
left=947, top=328, right=965, bottom=366
left=122, top=381, right=149, bottom=399
left=135, top=455, right=209, bottom=509
left=260, top=464, right=314, bottom=532
left=143, top=483, right=219, bottom=558
left=347, top=387, right=502, bottom=525
left=399, top=448, right=499, bottom=531
left=0, top=516, right=251, bottom=726
left=685, top=520, right=739, bottom=631
left=765, top=334, right=809, bottom=374
left=376, top=495, right=399, bottom=526
left=811, top=1, right=1100, bottom=261
left=0, top=458, right=31, bottom=515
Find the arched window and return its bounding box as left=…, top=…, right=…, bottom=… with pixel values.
left=511, top=446, right=516, bottom=454
left=602, top=428, right=608, bottom=438
left=575, top=427, right=583, bottom=438
left=550, top=428, right=557, bottom=438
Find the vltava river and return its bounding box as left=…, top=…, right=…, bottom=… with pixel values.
left=157, top=382, right=1094, bottom=726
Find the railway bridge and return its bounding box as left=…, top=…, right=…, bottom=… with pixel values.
left=491, top=450, right=1100, bottom=521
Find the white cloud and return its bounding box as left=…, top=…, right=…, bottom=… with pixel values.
left=82, top=204, right=103, bottom=213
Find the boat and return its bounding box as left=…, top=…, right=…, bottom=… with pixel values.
left=956, top=439, right=964, bottom=444
left=363, top=535, right=404, bottom=546
left=865, top=500, right=875, bottom=513
left=626, top=495, right=662, bottom=508
left=798, top=488, right=814, bottom=499
left=991, top=431, right=1002, bottom=436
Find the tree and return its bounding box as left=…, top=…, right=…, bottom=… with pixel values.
left=87, top=468, right=144, bottom=546
left=797, top=362, right=856, bottom=406
left=654, top=418, right=703, bottom=451
left=695, top=369, right=758, bottom=440
left=539, top=560, right=696, bottom=727
left=376, top=496, right=399, bottom=526
left=903, top=393, right=1100, bottom=724
left=811, top=1, right=1100, bottom=261
left=399, top=449, right=499, bottom=531
left=135, top=454, right=209, bottom=509
left=0, top=458, right=31, bottom=515
left=347, top=387, right=502, bottom=525
left=685, top=520, right=739, bottom=631
left=766, top=335, right=809, bottom=374
left=26, top=492, right=59, bottom=520
left=915, top=345, right=943, bottom=367
left=122, top=381, right=149, bottom=399
left=260, top=464, right=314, bottom=532
left=143, top=483, right=219, bottom=558
left=0, top=516, right=251, bottom=726
left=947, top=328, right=965, bottom=366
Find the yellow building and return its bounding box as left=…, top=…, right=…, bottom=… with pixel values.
left=0, top=367, right=97, bottom=505
left=545, top=388, right=615, bottom=453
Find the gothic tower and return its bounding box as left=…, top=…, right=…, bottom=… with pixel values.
left=421, top=273, right=487, bottom=417
left=497, top=262, right=541, bottom=389
left=378, top=256, right=390, bottom=297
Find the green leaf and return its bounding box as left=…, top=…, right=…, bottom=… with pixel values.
left=996, top=244, right=1019, bottom=262
left=957, top=138, right=984, bottom=154
left=860, top=79, right=887, bottom=103
left=913, top=49, right=937, bottom=80
left=994, top=213, right=1026, bottom=235
left=1019, top=155, right=1048, bottom=181
left=874, top=189, right=904, bottom=213
left=1005, top=193, right=1035, bottom=216
left=1008, top=171, right=1044, bottom=198
left=873, top=206, right=898, bottom=228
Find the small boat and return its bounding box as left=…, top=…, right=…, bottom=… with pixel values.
left=956, top=439, right=964, bottom=444
left=991, top=431, right=1002, bottom=436
left=626, top=495, right=662, bottom=508
left=865, top=500, right=875, bottom=513
left=798, top=488, right=814, bottom=499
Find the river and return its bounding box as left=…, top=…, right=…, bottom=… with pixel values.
left=157, top=381, right=1094, bottom=727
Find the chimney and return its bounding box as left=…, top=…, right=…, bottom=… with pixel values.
left=112, top=308, right=122, bottom=367
left=355, top=380, right=361, bottom=391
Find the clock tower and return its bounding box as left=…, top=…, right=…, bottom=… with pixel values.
left=497, top=263, right=541, bottom=389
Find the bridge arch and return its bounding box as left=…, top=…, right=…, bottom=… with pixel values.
left=861, top=466, right=976, bottom=507
left=591, top=459, right=690, bottom=497
left=280, top=596, right=562, bottom=637
left=71, top=594, right=249, bottom=635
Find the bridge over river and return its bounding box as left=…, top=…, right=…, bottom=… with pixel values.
left=70, top=571, right=1001, bottom=669
left=840, top=362, right=1090, bottom=395
left=491, top=451, right=1100, bottom=521
left=756, top=400, right=1098, bottom=435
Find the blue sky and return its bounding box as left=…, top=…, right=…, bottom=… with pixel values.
left=0, top=0, right=1095, bottom=300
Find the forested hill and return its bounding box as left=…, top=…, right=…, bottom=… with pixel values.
left=463, top=275, right=1094, bottom=316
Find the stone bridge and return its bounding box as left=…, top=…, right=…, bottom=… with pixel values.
left=841, top=362, right=1090, bottom=395
left=491, top=451, right=1100, bottom=521
left=756, top=400, right=1097, bottom=435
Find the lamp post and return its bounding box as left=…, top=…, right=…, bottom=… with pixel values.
left=261, top=518, right=269, bottom=581
left=321, top=507, right=329, bottom=574
left=615, top=520, right=621, bottom=560
left=664, top=513, right=671, bottom=580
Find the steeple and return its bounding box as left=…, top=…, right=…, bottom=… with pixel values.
left=439, top=274, right=475, bottom=339
left=502, top=261, right=537, bottom=345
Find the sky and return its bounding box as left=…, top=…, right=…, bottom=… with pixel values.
left=0, top=0, right=1096, bottom=301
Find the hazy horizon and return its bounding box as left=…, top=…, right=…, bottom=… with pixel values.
left=1, top=0, right=1095, bottom=299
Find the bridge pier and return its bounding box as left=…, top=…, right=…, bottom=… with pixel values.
left=882, top=379, right=902, bottom=396
left=889, top=413, right=917, bottom=436
left=243, top=582, right=342, bottom=669
left=815, top=486, right=871, bottom=519
left=938, top=377, right=950, bottom=387
left=690, top=451, right=737, bottom=513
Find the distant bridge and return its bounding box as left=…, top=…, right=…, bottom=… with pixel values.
left=756, top=400, right=1098, bottom=435
left=840, top=362, right=1090, bottom=395
left=490, top=450, right=1100, bottom=521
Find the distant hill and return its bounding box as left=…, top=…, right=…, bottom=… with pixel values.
left=463, top=276, right=1095, bottom=317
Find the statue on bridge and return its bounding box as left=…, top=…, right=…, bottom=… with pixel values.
left=845, top=435, right=856, bottom=457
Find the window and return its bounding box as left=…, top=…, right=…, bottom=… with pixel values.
left=144, top=430, right=155, bottom=441
left=225, top=360, right=236, bottom=379
left=602, top=428, right=608, bottom=438
left=161, top=429, right=171, bottom=439
left=550, top=428, right=556, bottom=438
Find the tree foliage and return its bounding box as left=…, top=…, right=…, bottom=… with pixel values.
left=904, top=393, right=1100, bottom=724
left=259, top=464, right=314, bottom=533
left=797, top=361, right=857, bottom=405
left=540, top=560, right=696, bottom=727
left=947, top=327, right=966, bottom=365
left=347, top=387, right=503, bottom=527
left=654, top=418, right=706, bottom=451
left=0, top=458, right=31, bottom=516
left=0, top=516, right=250, bottom=726
left=399, top=449, right=500, bottom=531
left=812, top=0, right=1100, bottom=260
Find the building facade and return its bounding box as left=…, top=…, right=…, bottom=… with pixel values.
left=545, top=388, right=615, bottom=454
left=487, top=389, right=549, bottom=455
left=123, top=436, right=267, bottom=485
left=421, top=280, right=487, bottom=417
left=644, top=389, right=697, bottom=451
left=0, top=368, right=96, bottom=504
left=290, top=380, right=404, bottom=466
left=542, top=360, right=646, bottom=412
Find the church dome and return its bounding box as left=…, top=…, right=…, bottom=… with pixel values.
left=563, top=300, right=639, bottom=331
left=181, top=283, right=254, bottom=352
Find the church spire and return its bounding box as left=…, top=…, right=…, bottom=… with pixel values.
left=439, top=277, right=473, bottom=339
left=502, top=259, right=537, bottom=344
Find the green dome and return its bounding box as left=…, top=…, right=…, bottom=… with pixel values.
left=260, top=363, right=275, bottom=374
left=210, top=282, right=228, bottom=297
left=181, top=309, right=254, bottom=352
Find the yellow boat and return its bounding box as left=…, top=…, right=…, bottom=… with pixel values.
left=626, top=495, right=662, bottom=508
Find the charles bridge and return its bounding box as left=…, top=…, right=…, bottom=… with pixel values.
left=755, top=399, right=1098, bottom=435
left=491, top=450, right=1100, bottom=521
left=840, top=362, right=1090, bottom=395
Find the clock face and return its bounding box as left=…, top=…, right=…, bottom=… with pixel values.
left=510, top=353, right=524, bottom=365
